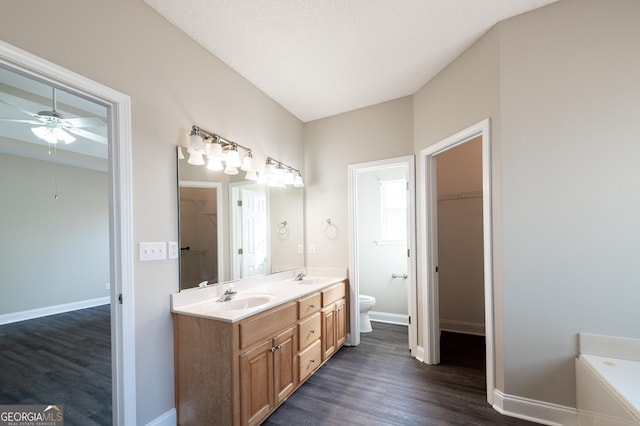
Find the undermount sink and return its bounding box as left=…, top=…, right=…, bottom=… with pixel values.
left=295, top=278, right=317, bottom=285
left=215, top=294, right=273, bottom=311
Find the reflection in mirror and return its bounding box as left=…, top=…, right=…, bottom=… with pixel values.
left=178, top=150, right=304, bottom=291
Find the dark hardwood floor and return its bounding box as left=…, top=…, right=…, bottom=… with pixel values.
left=264, top=322, right=536, bottom=426
left=0, top=305, right=112, bottom=425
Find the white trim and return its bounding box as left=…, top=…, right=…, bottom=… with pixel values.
left=0, top=297, right=110, bottom=325
left=145, top=408, right=177, bottom=426
left=0, top=40, right=136, bottom=425
left=415, top=345, right=425, bottom=363
left=419, top=118, right=494, bottom=406
left=347, top=155, right=417, bottom=355
left=439, top=319, right=485, bottom=336
left=179, top=180, right=224, bottom=284
left=369, top=311, right=409, bottom=326
left=493, top=390, right=578, bottom=426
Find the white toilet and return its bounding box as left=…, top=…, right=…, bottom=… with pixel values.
left=359, top=294, right=376, bottom=333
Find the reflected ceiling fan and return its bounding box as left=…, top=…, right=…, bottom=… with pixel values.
left=0, top=87, right=107, bottom=145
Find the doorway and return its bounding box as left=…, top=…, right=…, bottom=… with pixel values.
left=347, top=155, right=417, bottom=353
left=419, top=118, right=494, bottom=404
left=178, top=181, right=222, bottom=289
left=0, top=41, right=135, bottom=422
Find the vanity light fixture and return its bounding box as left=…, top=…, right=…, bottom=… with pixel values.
left=185, top=125, right=256, bottom=179
left=183, top=125, right=304, bottom=186
left=263, top=157, right=304, bottom=188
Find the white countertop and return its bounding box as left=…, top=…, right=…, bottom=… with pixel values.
left=171, top=270, right=346, bottom=323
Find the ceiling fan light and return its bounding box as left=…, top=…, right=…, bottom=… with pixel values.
left=32, top=126, right=55, bottom=143
left=55, top=127, right=75, bottom=144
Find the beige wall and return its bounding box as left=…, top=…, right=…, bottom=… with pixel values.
left=0, top=153, right=110, bottom=315
left=0, top=1, right=303, bottom=423
left=497, top=0, right=640, bottom=406
left=304, top=96, right=413, bottom=268
left=413, top=23, right=505, bottom=386
left=414, top=0, right=640, bottom=410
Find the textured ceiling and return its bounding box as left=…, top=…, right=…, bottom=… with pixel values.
left=144, top=0, right=558, bottom=122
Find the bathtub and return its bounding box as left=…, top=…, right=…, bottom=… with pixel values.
left=576, top=333, right=640, bottom=425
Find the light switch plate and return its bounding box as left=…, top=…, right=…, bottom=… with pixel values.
left=139, top=242, right=167, bottom=261
left=168, top=241, right=179, bottom=259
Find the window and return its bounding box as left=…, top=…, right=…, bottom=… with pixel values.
left=380, top=179, right=406, bottom=243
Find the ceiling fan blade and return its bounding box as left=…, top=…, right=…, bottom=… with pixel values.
left=62, top=116, right=106, bottom=128
left=0, top=97, right=39, bottom=118
left=67, top=127, right=108, bottom=145
left=0, top=118, right=43, bottom=125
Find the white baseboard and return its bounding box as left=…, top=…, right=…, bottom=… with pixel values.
left=415, top=345, right=425, bottom=363
left=493, top=389, right=577, bottom=426
left=145, top=408, right=176, bottom=426
left=0, top=296, right=110, bottom=325
left=440, top=318, right=485, bottom=336
left=369, top=311, right=409, bottom=326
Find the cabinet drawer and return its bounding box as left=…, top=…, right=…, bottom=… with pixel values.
left=298, top=292, right=321, bottom=319
left=239, top=302, right=297, bottom=349
left=322, top=282, right=345, bottom=306
left=298, top=313, right=321, bottom=350
left=298, top=339, right=321, bottom=382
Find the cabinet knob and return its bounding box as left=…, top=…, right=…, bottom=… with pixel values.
left=270, top=347, right=276, bottom=353
left=310, top=304, right=315, bottom=308
left=276, top=345, right=282, bottom=350
left=310, top=359, right=315, bottom=363
left=310, top=329, right=315, bottom=334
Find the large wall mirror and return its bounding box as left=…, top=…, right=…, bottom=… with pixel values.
left=178, top=151, right=304, bottom=290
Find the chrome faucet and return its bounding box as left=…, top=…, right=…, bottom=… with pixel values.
left=294, top=272, right=306, bottom=281
left=218, top=285, right=237, bottom=302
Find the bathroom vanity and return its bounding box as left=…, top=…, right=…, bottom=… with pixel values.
left=171, top=274, right=348, bottom=426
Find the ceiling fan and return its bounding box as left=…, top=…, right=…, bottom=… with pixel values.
left=0, top=87, right=107, bottom=145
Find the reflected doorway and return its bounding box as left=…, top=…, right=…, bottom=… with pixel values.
left=179, top=181, right=222, bottom=289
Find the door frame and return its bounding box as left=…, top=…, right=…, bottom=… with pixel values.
left=0, top=40, right=136, bottom=423
left=347, top=155, right=417, bottom=353
left=418, top=118, right=494, bottom=404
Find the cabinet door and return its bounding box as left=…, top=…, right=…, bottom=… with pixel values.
left=240, top=339, right=274, bottom=426
left=273, top=326, right=298, bottom=405
left=336, top=298, right=347, bottom=348
left=321, top=304, right=336, bottom=360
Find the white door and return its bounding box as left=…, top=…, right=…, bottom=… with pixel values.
left=241, top=186, right=268, bottom=277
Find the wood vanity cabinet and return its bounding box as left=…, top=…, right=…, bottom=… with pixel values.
left=173, top=280, right=348, bottom=426
left=321, top=282, right=347, bottom=361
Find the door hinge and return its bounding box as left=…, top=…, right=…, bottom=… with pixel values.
left=408, top=316, right=411, bottom=325
left=118, top=293, right=123, bottom=304
left=407, top=249, right=410, bottom=257
left=435, top=266, right=439, bottom=273
left=238, top=248, right=243, bottom=255
left=237, top=200, right=243, bottom=207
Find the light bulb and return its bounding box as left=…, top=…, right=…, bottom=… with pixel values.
left=188, top=132, right=203, bottom=153
left=226, top=148, right=241, bottom=168
left=207, top=157, right=223, bottom=171
left=188, top=150, right=205, bottom=165
left=294, top=173, right=304, bottom=188
left=283, top=169, right=295, bottom=185
left=224, top=164, right=239, bottom=175
left=241, top=153, right=254, bottom=172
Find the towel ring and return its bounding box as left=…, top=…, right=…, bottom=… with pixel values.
left=321, top=219, right=338, bottom=240
left=277, top=221, right=289, bottom=239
